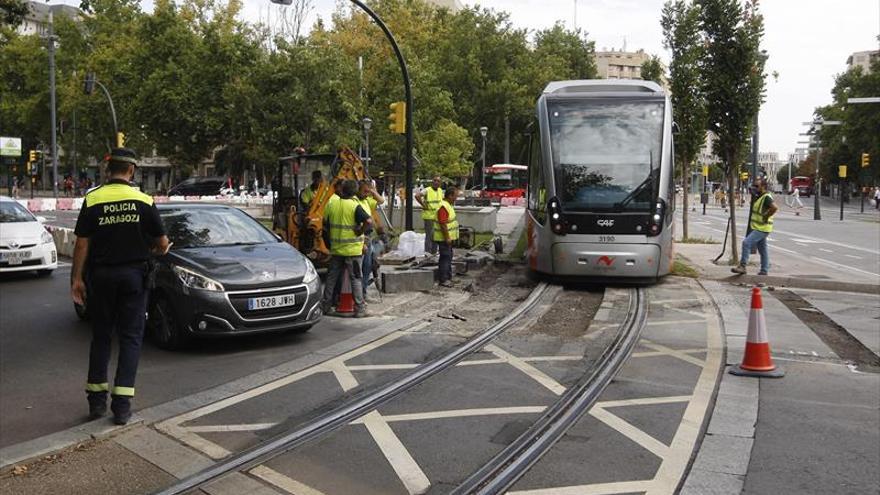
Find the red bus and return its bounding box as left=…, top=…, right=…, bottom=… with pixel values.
left=790, top=176, right=813, bottom=197
left=482, top=164, right=527, bottom=199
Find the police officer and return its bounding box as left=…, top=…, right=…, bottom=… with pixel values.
left=322, top=179, right=372, bottom=317
left=71, top=148, right=170, bottom=425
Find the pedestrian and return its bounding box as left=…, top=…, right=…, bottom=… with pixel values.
left=321, top=179, right=372, bottom=318
left=357, top=179, right=385, bottom=300
left=70, top=148, right=171, bottom=425
left=732, top=178, right=777, bottom=276
left=415, top=176, right=443, bottom=256
left=789, top=186, right=803, bottom=210
left=873, top=186, right=880, bottom=210
left=435, top=186, right=460, bottom=288
left=11, top=176, right=19, bottom=199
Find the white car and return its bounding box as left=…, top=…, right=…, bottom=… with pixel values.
left=0, top=196, right=57, bottom=275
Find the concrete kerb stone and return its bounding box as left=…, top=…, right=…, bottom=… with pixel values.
left=679, top=280, right=761, bottom=495
left=381, top=268, right=436, bottom=293
left=0, top=317, right=421, bottom=471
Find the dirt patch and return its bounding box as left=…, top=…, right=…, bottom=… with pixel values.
left=530, top=289, right=605, bottom=339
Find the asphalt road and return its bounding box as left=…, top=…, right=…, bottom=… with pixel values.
left=678, top=199, right=880, bottom=284
left=0, top=263, right=373, bottom=448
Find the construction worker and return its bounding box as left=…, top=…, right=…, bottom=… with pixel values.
left=435, top=186, right=459, bottom=288
left=415, top=176, right=443, bottom=255
left=301, top=170, right=323, bottom=209
left=70, top=148, right=170, bottom=425
left=732, top=178, right=777, bottom=276
left=357, top=180, right=385, bottom=300
left=322, top=179, right=372, bottom=317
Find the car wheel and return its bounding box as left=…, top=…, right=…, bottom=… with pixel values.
left=37, top=269, right=53, bottom=277
left=148, top=296, right=189, bottom=350
left=74, top=301, right=89, bottom=321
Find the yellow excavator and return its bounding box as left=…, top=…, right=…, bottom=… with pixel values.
left=272, top=146, right=385, bottom=266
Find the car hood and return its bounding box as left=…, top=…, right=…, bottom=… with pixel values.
left=165, top=242, right=308, bottom=289
left=0, top=221, right=44, bottom=245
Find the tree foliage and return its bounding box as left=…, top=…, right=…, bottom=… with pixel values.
left=639, top=55, right=665, bottom=85
left=661, top=0, right=707, bottom=239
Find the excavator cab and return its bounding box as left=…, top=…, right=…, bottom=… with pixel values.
left=272, top=147, right=371, bottom=266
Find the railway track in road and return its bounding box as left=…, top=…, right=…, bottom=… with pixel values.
left=155, top=283, right=648, bottom=495
left=156, top=282, right=552, bottom=495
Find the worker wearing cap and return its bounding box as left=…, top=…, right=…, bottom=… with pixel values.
left=415, top=176, right=443, bottom=256
left=435, top=186, right=460, bottom=287
left=71, top=148, right=170, bottom=425
left=301, top=170, right=323, bottom=210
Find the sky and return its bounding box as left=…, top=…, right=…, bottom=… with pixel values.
left=53, top=0, right=880, bottom=158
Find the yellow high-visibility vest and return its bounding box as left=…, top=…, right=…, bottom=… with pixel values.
left=421, top=187, right=444, bottom=220
left=433, top=200, right=459, bottom=242
left=750, top=193, right=774, bottom=233
left=325, top=198, right=364, bottom=256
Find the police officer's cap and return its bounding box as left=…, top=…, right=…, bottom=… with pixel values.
left=109, top=147, right=138, bottom=167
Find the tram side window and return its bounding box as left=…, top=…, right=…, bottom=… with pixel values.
left=528, top=129, right=547, bottom=224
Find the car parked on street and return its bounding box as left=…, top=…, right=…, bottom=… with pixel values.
left=0, top=196, right=57, bottom=276
left=167, top=177, right=226, bottom=197
left=75, top=203, right=322, bottom=349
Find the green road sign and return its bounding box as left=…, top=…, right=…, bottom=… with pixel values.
left=1, top=137, right=22, bottom=157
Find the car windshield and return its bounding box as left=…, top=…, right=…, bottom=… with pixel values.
left=160, top=207, right=278, bottom=248
left=0, top=201, right=36, bottom=223
left=486, top=174, right=515, bottom=191
left=548, top=99, right=664, bottom=211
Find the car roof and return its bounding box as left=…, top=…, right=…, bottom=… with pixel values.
left=0, top=195, right=13, bottom=202
left=157, top=202, right=236, bottom=210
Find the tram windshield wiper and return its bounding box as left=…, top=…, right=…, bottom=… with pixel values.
left=613, top=152, right=656, bottom=211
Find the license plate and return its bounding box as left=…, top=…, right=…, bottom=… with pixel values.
left=247, top=294, right=297, bottom=311
left=0, top=251, right=32, bottom=265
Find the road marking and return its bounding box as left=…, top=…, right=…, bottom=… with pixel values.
left=361, top=411, right=432, bottom=495
left=774, top=229, right=878, bottom=255
left=486, top=344, right=566, bottom=396
left=250, top=466, right=328, bottom=495
left=640, top=341, right=706, bottom=367
left=819, top=248, right=833, bottom=253
left=771, top=245, right=880, bottom=278
left=594, top=395, right=692, bottom=409
left=361, top=406, right=548, bottom=424
left=589, top=407, right=670, bottom=459
left=186, top=423, right=276, bottom=433
left=646, top=319, right=706, bottom=326
left=845, top=254, right=862, bottom=260
left=632, top=349, right=703, bottom=359
left=510, top=480, right=655, bottom=495
left=793, top=239, right=821, bottom=244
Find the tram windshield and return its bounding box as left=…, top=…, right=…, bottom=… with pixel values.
left=548, top=99, right=664, bottom=211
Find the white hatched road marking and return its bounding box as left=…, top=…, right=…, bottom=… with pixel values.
left=361, top=411, right=432, bottom=494
left=510, top=480, right=656, bottom=495
left=250, top=466, right=328, bottom=495
left=486, top=344, right=566, bottom=396
left=589, top=407, right=670, bottom=458
left=360, top=406, right=548, bottom=424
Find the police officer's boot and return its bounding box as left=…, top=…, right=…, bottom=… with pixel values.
left=87, top=391, right=107, bottom=420
left=110, top=395, right=132, bottom=425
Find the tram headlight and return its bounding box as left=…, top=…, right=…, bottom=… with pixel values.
left=647, top=199, right=667, bottom=237
left=552, top=213, right=560, bottom=220
left=653, top=214, right=661, bottom=222
left=547, top=196, right=566, bottom=236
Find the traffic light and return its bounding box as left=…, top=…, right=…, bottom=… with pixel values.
left=388, top=101, right=406, bottom=134
left=862, top=153, right=870, bottom=168
left=83, top=73, right=95, bottom=95
left=838, top=165, right=847, bottom=178
left=29, top=150, right=36, bottom=162
left=740, top=171, right=749, bottom=181
left=116, top=131, right=125, bottom=148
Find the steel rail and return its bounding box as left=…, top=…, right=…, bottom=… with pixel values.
left=452, top=287, right=648, bottom=495
left=155, top=282, right=550, bottom=495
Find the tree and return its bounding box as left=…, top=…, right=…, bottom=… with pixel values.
left=698, top=0, right=766, bottom=262
left=662, top=0, right=707, bottom=240
left=418, top=119, right=474, bottom=179
left=640, top=55, right=665, bottom=85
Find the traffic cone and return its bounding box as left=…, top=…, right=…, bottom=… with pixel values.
left=336, top=265, right=355, bottom=315
left=729, top=287, right=784, bottom=378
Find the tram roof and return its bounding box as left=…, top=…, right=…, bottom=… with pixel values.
left=542, top=79, right=664, bottom=96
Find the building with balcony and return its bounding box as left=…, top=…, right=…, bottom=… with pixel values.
left=16, top=1, right=84, bottom=37
left=846, top=50, right=879, bottom=73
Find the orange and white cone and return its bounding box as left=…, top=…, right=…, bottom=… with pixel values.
left=336, top=265, right=355, bottom=315
left=729, top=287, right=784, bottom=378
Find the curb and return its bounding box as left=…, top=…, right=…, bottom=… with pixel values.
left=0, top=317, right=422, bottom=472
left=713, top=274, right=880, bottom=295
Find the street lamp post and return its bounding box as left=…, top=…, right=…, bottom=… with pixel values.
left=83, top=73, right=119, bottom=146
left=47, top=12, right=59, bottom=197
left=362, top=117, right=372, bottom=171
left=480, top=126, right=488, bottom=191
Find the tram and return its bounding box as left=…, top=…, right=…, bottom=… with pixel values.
left=525, top=80, right=675, bottom=281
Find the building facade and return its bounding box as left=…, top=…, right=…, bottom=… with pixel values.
left=846, top=50, right=879, bottom=73
left=16, top=1, right=84, bottom=36
left=594, top=49, right=652, bottom=80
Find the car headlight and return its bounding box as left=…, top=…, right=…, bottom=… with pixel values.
left=41, top=230, right=53, bottom=244
left=303, top=259, right=318, bottom=285
left=172, top=265, right=224, bottom=291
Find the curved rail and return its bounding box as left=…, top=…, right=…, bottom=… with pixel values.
left=156, top=282, right=550, bottom=495
left=452, top=287, right=648, bottom=495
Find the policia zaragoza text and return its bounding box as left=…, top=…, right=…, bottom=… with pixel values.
left=97, top=202, right=140, bottom=225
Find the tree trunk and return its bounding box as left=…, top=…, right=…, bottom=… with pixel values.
left=727, top=160, right=739, bottom=263
left=682, top=158, right=690, bottom=240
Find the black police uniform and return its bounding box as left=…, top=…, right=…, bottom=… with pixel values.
left=74, top=178, right=165, bottom=417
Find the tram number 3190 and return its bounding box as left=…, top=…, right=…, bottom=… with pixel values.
left=598, top=235, right=616, bottom=243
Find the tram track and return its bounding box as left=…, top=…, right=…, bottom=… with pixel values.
left=155, top=281, right=551, bottom=495
left=452, top=287, right=647, bottom=495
